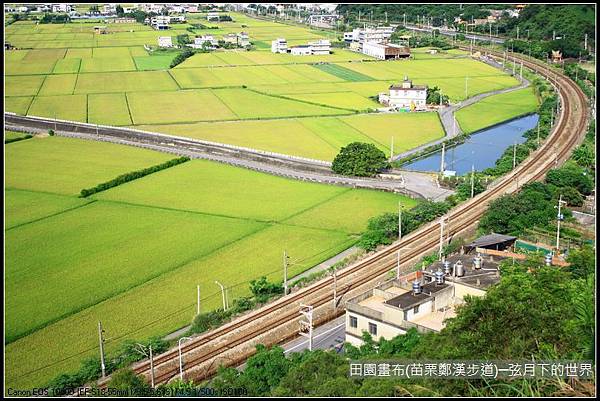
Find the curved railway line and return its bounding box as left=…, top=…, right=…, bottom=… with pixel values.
left=6, top=47, right=588, bottom=388
left=94, top=47, right=589, bottom=388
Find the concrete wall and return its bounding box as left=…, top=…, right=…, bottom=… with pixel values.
left=345, top=312, right=406, bottom=345
left=453, top=282, right=486, bottom=299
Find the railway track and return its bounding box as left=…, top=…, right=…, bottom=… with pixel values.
left=87, top=47, right=589, bottom=388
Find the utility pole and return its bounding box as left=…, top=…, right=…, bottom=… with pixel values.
left=196, top=285, right=201, bottom=315
left=215, top=281, right=227, bottom=310
left=438, top=216, right=445, bottom=261
left=555, top=195, right=566, bottom=253
left=98, top=321, right=106, bottom=378
left=283, top=250, right=288, bottom=295
left=149, top=345, right=155, bottom=388
left=512, top=142, right=517, bottom=169
left=519, top=62, right=523, bottom=80
left=584, top=33, right=588, bottom=52
left=299, top=305, right=314, bottom=351
left=385, top=11, right=387, bottom=24
left=440, top=143, right=446, bottom=174
left=398, top=202, right=403, bottom=239
left=512, top=57, right=516, bottom=76
left=390, top=136, right=394, bottom=160
left=537, top=123, right=541, bottom=146
left=403, top=13, right=406, bottom=26
left=470, top=164, right=475, bottom=198
left=332, top=270, right=337, bottom=309
left=516, top=26, right=519, bottom=40
left=396, top=248, right=400, bottom=280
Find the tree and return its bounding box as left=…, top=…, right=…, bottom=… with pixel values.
left=331, top=142, right=390, bottom=177
left=546, top=163, right=594, bottom=196
left=571, top=143, right=595, bottom=170
left=566, top=245, right=595, bottom=280
left=426, top=86, right=449, bottom=105
left=107, top=368, right=150, bottom=392
left=249, top=277, right=283, bottom=303
left=116, top=5, right=124, bottom=17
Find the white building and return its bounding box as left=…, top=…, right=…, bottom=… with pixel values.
left=271, top=38, right=288, bottom=53
left=194, top=35, right=218, bottom=48
left=237, top=31, right=250, bottom=47
left=290, top=45, right=312, bottom=56
left=223, top=33, right=237, bottom=44
left=149, top=15, right=170, bottom=30
left=169, top=15, right=186, bottom=23
left=344, top=26, right=398, bottom=52
left=362, top=42, right=410, bottom=60
left=103, top=4, right=116, bottom=15
left=308, top=39, right=331, bottom=55
left=378, top=76, right=427, bottom=111
left=52, top=4, right=72, bottom=13
left=157, top=36, right=173, bottom=48
left=345, top=254, right=500, bottom=346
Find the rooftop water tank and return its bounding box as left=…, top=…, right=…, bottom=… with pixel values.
left=454, top=260, right=465, bottom=277
left=412, top=280, right=422, bottom=295
left=443, top=260, right=452, bottom=275
left=473, top=255, right=483, bottom=270
left=435, top=269, right=445, bottom=285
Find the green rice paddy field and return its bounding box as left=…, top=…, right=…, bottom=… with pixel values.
left=455, top=87, right=540, bottom=134
left=5, top=11, right=539, bottom=391
left=5, top=136, right=418, bottom=389
left=5, top=12, right=524, bottom=161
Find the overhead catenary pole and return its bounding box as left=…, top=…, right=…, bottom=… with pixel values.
left=513, top=142, right=517, bottom=168
left=98, top=321, right=106, bottom=378
left=215, top=281, right=226, bottom=310
left=283, top=250, right=288, bottom=295
left=149, top=345, right=155, bottom=388
left=196, top=285, right=201, bottom=315
left=537, top=123, right=541, bottom=146
left=438, top=216, right=445, bottom=260
left=390, top=136, right=394, bottom=160
left=178, top=337, right=192, bottom=380
left=519, top=61, right=523, bottom=80
left=470, top=164, right=475, bottom=198
left=440, top=143, right=446, bottom=174
left=555, top=194, right=567, bottom=253
left=299, top=305, right=313, bottom=351
left=332, top=270, right=337, bottom=309
left=398, top=202, right=403, bottom=239
left=396, top=249, right=401, bottom=280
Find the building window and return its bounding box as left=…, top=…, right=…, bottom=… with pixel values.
left=414, top=305, right=420, bottom=314
left=349, top=315, right=358, bottom=328
left=368, top=322, right=377, bottom=336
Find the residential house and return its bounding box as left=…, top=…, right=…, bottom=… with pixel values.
left=158, top=36, right=173, bottom=48
left=290, top=45, right=312, bottom=56
left=271, top=38, right=288, bottom=53
left=236, top=31, right=250, bottom=47
left=362, top=42, right=410, bottom=60
left=307, top=39, right=331, bottom=55
left=378, top=76, right=427, bottom=111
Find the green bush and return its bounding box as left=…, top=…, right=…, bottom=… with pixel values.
left=108, top=368, right=150, bottom=392
left=250, top=277, right=283, bottom=303
left=79, top=157, right=190, bottom=197
left=170, top=49, right=195, bottom=68
left=546, top=162, right=594, bottom=196
left=48, top=129, right=55, bottom=136
left=331, top=142, right=389, bottom=177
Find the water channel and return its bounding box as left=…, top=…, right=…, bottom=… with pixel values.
left=403, top=114, right=540, bottom=175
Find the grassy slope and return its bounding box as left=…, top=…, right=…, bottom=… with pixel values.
left=455, top=87, right=539, bottom=134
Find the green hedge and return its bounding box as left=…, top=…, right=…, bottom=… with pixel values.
left=79, top=157, right=190, bottom=198
left=5, top=134, right=32, bottom=144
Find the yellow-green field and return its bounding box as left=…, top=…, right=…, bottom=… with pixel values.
left=5, top=12, right=522, bottom=162
left=455, top=87, right=539, bottom=134
left=5, top=136, right=417, bottom=389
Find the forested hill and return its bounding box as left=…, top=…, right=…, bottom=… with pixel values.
left=336, top=4, right=595, bottom=43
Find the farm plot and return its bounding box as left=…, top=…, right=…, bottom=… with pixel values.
left=340, top=112, right=445, bottom=154
left=284, top=188, right=418, bottom=234
left=127, top=90, right=237, bottom=124
left=213, top=88, right=347, bottom=119
left=133, top=55, right=175, bottom=71
left=5, top=97, right=33, bottom=115
left=88, top=93, right=133, bottom=126
left=37, top=74, right=78, bottom=96
left=79, top=56, right=137, bottom=73
left=5, top=155, right=416, bottom=390
left=135, top=118, right=338, bottom=161
left=5, top=189, right=92, bottom=230
left=312, top=63, right=376, bottom=81
left=74, top=70, right=179, bottom=94
left=5, top=201, right=265, bottom=342
left=5, top=136, right=172, bottom=195
left=52, top=58, right=81, bottom=74
left=93, top=160, right=347, bottom=221
left=284, top=92, right=379, bottom=111
left=455, top=87, right=539, bottom=134
left=342, top=58, right=520, bottom=100
left=27, top=94, right=87, bottom=122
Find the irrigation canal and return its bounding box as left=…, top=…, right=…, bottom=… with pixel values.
left=402, top=113, right=540, bottom=175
